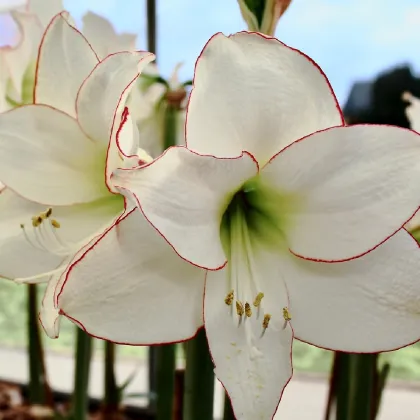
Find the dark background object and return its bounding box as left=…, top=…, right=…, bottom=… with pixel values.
left=343, top=65, right=420, bottom=128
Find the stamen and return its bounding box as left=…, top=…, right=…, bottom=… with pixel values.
left=32, top=216, right=42, bottom=227
left=282, top=307, right=291, bottom=321
left=236, top=301, right=244, bottom=316
left=245, top=302, right=252, bottom=317
left=253, top=292, right=264, bottom=307
left=50, top=219, right=60, bottom=228
left=20, top=209, right=82, bottom=257
left=40, top=207, right=52, bottom=219
left=262, top=313, right=271, bottom=329
left=224, top=290, right=234, bottom=306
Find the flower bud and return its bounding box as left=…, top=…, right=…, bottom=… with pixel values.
left=238, top=0, right=292, bottom=36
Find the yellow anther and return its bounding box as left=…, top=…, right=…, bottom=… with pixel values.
left=20, top=223, right=24, bottom=229
left=40, top=208, right=52, bottom=219
left=236, top=301, right=244, bottom=316
left=224, top=290, right=234, bottom=306
left=253, top=292, right=264, bottom=307
left=245, top=302, right=252, bottom=317
left=283, top=308, right=292, bottom=321
left=262, top=314, right=271, bottom=329
left=282, top=307, right=291, bottom=322
left=31, top=216, right=42, bottom=227
left=50, top=219, right=61, bottom=228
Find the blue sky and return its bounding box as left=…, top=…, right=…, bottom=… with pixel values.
left=2, top=0, right=420, bottom=105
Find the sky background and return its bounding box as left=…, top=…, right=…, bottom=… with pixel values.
left=1, top=0, right=420, bottom=105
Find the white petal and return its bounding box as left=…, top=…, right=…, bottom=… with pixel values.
left=186, top=32, right=343, bottom=164
left=39, top=258, right=70, bottom=338
left=27, top=0, right=64, bottom=28
left=263, top=124, right=420, bottom=261
left=0, top=104, right=109, bottom=205
left=286, top=230, right=420, bottom=352
left=4, top=11, right=41, bottom=100
left=56, top=208, right=205, bottom=344
left=76, top=50, right=155, bottom=145
left=0, top=0, right=26, bottom=12
left=112, top=146, right=259, bottom=269
left=0, top=188, right=122, bottom=280
left=34, top=13, right=99, bottom=116
left=205, top=251, right=293, bottom=420
left=0, top=189, right=63, bottom=280
left=81, top=11, right=136, bottom=59
left=404, top=92, right=420, bottom=133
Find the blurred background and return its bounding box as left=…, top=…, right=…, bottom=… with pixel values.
left=1, top=1, right=420, bottom=419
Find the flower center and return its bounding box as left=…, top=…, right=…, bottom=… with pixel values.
left=220, top=176, right=293, bottom=334
left=20, top=208, right=81, bottom=258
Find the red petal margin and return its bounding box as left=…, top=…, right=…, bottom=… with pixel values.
left=55, top=207, right=205, bottom=346
left=33, top=11, right=100, bottom=105
left=264, top=123, right=420, bottom=264
left=184, top=31, right=345, bottom=150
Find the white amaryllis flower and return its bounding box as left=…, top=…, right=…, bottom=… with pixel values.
left=0, top=1, right=138, bottom=111
left=44, top=32, right=420, bottom=419
left=0, top=12, right=155, bottom=334
left=128, top=62, right=187, bottom=157
left=0, top=0, right=64, bottom=110
left=81, top=11, right=136, bottom=60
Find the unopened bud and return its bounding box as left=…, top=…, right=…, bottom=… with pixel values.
left=237, top=0, right=292, bottom=36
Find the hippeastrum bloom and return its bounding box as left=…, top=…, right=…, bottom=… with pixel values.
left=46, top=32, right=420, bottom=419
left=0, top=1, right=138, bottom=111
left=0, top=0, right=64, bottom=110
left=81, top=11, right=137, bottom=60
left=0, top=12, right=155, bottom=330
left=128, top=62, right=189, bottom=157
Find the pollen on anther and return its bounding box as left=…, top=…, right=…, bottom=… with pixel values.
left=41, top=208, right=52, bottom=219
left=236, top=301, right=244, bottom=316
left=245, top=302, right=252, bottom=317
left=262, top=314, right=271, bottom=329
left=32, top=216, right=42, bottom=227
left=224, top=290, right=234, bottom=306
left=283, top=307, right=291, bottom=322
left=51, top=219, right=61, bottom=228
left=253, top=292, right=264, bottom=307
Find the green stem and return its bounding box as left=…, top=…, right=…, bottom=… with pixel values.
left=71, top=328, right=93, bottom=420
left=156, top=345, right=176, bottom=420
left=335, top=353, right=377, bottom=420
left=103, top=341, right=119, bottom=418
left=223, top=391, right=235, bottom=420
left=374, top=362, right=390, bottom=419
left=146, top=0, right=157, bottom=57
left=163, top=104, right=178, bottom=150
left=183, top=329, right=214, bottom=420
left=27, top=284, right=52, bottom=406
left=335, top=352, right=351, bottom=420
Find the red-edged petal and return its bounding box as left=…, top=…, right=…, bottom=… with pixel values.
left=34, top=12, right=99, bottom=116
left=56, top=208, right=206, bottom=344
left=186, top=31, right=343, bottom=164
left=262, top=124, right=420, bottom=262
left=285, top=230, right=420, bottom=352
